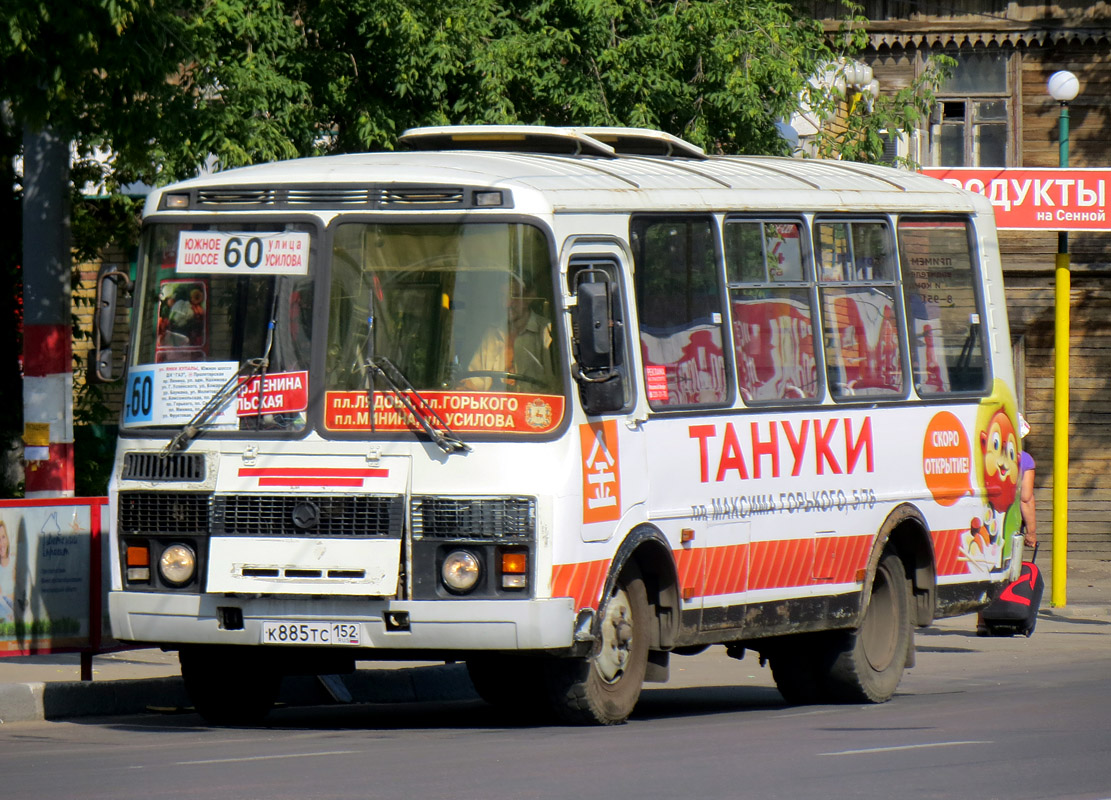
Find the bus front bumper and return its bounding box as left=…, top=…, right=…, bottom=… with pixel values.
left=108, top=591, right=576, bottom=651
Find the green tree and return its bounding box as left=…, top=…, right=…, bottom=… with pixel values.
left=297, top=0, right=848, bottom=155
left=809, top=54, right=955, bottom=165
left=3, top=1, right=314, bottom=186
left=2, top=0, right=936, bottom=496
left=1, top=0, right=315, bottom=494
left=3, top=0, right=901, bottom=200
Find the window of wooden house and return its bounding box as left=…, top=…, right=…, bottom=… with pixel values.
left=928, top=49, right=1012, bottom=168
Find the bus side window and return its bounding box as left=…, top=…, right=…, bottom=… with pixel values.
left=898, top=218, right=988, bottom=395
left=631, top=216, right=730, bottom=409
left=723, top=219, right=819, bottom=403
left=815, top=220, right=905, bottom=400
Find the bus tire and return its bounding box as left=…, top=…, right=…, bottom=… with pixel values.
left=825, top=550, right=912, bottom=703
left=465, top=656, right=547, bottom=714
left=769, top=642, right=828, bottom=705
left=544, top=570, right=650, bottom=725
left=180, top=647, right=281, bottom=726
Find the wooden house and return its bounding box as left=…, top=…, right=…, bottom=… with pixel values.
left=807, top=0, right=1111, bottom=555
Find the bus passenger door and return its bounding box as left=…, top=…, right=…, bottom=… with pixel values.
left=565, top=242, right=646, bottom=544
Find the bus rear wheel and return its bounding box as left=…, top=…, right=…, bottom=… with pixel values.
left=769, top=551, right=912, bottom=705
left=769, top=640, right=831, bottom=705
left=543, top=570, right=650, bottom=725
left=180, top=646, right=281, bottom=726
left=824, top=550, right=913, bottom=703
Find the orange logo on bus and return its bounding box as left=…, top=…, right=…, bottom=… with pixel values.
left=922, top=411, right=973, bottom=506
left=579, top=420, right=622, bottom=524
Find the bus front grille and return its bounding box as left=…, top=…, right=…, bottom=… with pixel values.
left=212, top=494, right=404, bottom=538
left=119, top=492, right=211, bottom=535
left=410, top=496, right=535, bottom=542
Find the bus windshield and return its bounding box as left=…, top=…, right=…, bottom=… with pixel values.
left=324, top=221, right=566, bottom=436
left=124, top=222, right=315, bottom=434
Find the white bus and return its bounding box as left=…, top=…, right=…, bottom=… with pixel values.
left=95, top=125, right=1026, bottom=725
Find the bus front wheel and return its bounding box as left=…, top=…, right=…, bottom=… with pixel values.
left=180, top=646, right=281, bottom=726
left=544, top=570, right=650, bottom=725
left=466, top=655, right=547, bottom=714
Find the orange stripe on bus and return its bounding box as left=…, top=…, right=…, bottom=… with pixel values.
left=932, top=527, right=969, bottom=576
left=555, top=532, right=939, bottom=606
left=552, top=559, right=611, bottom=611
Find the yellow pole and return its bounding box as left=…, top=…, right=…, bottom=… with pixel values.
left=1052, top=250, right=1069, bottom=606
left=1050, top=94, right=1071, bottom=607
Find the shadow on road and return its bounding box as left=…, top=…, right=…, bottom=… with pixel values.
left=73, top=683, right=789, bottom=734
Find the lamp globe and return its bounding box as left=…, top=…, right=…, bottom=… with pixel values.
left=1047, top=70, right=1079, bottom=102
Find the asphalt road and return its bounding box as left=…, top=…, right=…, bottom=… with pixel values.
left=1, top=613, right=1108, bottom=800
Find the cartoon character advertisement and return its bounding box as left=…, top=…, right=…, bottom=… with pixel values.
left=922, top=381, right=1021, bottom=574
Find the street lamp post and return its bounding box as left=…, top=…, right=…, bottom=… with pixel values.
left=1047, top=69, right=1079, bottom=607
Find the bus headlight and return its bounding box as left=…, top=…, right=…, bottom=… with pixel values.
left=441, top=550, right=481, bottom=593
left=159, top=543, right=197, bottom=586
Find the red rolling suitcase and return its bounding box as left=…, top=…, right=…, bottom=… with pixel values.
left=978, top=544, right=1043, bottom=638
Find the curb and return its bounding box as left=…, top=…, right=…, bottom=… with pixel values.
left=0, top=682, right=43, bottom=725
left=0, top=664, right=478, bottom=725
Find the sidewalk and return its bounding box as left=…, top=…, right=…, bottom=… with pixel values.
left=1, top=553, right=1107, bottom=725
left=1038, top=552, right=1111, bottom=618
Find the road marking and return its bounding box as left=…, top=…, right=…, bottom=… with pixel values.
left=772, top=708, right=841, bottom=718
left=176, top=750, right=359, bottom=766
left=820, top=740, right=991, bottom=756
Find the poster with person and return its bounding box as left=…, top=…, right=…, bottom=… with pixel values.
left=0, top=500, right=111, bottom=655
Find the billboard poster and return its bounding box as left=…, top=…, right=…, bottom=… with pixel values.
left=921, top=167, right=1111, bottom=231
left=0, top=498, right=110, bottom=656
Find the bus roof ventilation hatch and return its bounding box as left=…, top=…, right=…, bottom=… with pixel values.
left=570, top=127, right=707, bottom=159
left=399, top=125, right=617, bottom=157
left=398, top=125, right=707, bottom=160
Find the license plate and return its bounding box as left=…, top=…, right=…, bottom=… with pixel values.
left=261, top=621, right=362, bottom=646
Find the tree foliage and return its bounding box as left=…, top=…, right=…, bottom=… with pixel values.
left=295, top=0, right=842, bottom=155
left=1, top=0, right=944, bottom=494
left=4, top=0, right=871, bottom=183
left=2, top=0, right=314, bottom=187
left=810, top=53, right=954, bottom=165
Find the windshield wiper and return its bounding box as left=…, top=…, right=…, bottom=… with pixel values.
left=162, top=356, right=271, bottom=455
left=163, top=281, right=285, bottom=455
left=365, top=355, right=471, bottom=455
left=163, top=289, right=282, bottom=456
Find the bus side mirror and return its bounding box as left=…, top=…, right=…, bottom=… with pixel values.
left=572, top=277, right=624, bottom=415
left=575, top=282, right=613, bottom=371
left=92, top=264, right=132, bottom=383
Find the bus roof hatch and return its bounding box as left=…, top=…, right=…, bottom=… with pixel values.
left=398, top=125, right=708, bottom=160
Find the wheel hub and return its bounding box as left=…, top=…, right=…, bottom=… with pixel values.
left=595, top=586, right=633, bottom=684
